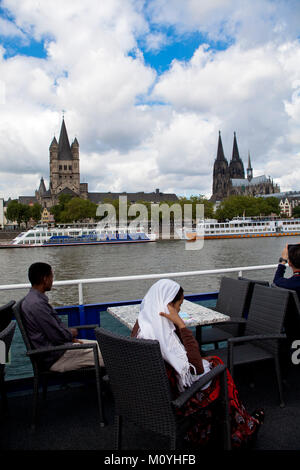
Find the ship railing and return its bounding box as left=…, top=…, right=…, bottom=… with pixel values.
left=0, top=263, right=278, bottom=306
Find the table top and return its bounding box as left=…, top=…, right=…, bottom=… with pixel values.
left=107, top=299, right=230, bottom=330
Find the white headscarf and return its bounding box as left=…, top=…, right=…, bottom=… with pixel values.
left=137, top=279, right=211, bottom=391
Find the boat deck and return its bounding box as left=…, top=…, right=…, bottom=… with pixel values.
left=1, top=358, right=300, bottom=451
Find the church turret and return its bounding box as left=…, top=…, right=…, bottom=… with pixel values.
left=211, top=131, right=230, bottom=201
left=38, top=177, right=46, bottom=195
left=247, top=151, right=253, bottom=181
left=229, top=132, right=245, bottom=179
left=49, top=136, right=58, bottom=162
left=71, top=137, right=79, bottom=160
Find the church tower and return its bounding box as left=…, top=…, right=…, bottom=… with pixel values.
left=211, top=131, right=231, bottom=201
left=229, top=132, right=245, bottom=179
left=49, top=118, right=81, bottom=198
left=247, top=152, right=253, bottom=181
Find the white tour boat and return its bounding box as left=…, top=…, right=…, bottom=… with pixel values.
left=176, top=217, right=300, bottom=241
left=3, top=224, right=156, bottom=248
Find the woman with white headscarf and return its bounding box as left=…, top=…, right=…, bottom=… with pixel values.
left=131, top=279, right=264, bottom=448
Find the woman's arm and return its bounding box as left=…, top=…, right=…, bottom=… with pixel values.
left=131, top=320, right=139, bottom=337
left=160, top=304, right=204, bottom=375
left=177, top=327, right=204, bottom=374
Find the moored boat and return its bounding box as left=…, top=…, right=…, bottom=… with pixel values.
left=0, top=224, right=156, bottom=248
left=177, top=217, right=300, bottom=241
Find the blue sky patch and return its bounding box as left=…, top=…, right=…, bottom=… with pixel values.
left=0, top=6, right=48, bottom=59
left=1, top=36, right=48, bottom=59
left=133, top=26, right=232, bottom=74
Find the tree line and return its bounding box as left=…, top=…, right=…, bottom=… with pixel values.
left=6, top=193, right=298, bottom=227
left=6, top=200, right=43, bottom=227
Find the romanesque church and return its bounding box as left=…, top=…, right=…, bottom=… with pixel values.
left=34, top=118, right=177, bottom=209
left=211, top=131, right=280, bottom=202
left=35, top=118, right=88, bottom=207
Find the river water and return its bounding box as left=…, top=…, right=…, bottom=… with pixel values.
left=1, top=235, right=299, bottom=379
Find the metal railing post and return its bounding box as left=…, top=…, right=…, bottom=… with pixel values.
left=78, top=282, right=86, bottom=330
left=78, top=282, right=84, bottom=305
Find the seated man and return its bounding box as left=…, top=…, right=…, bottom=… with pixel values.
left=22, top=262, right=104, bottom=372
left=273, top=243, right=300, bottom=300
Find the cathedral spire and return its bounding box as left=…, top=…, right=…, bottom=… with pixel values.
left=232, top=131, right=240, bottom=161
left=211, top=131, right=230, bottom=202
left=229, top=131, right=245, bottom=179
left=216, top=131, right=226, bottom=161
left=58, top=118, right=73, bottom=160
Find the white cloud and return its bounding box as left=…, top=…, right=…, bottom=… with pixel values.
left=146, top=0, right=300, bottom=46
left=0, top=17, right=25, bottom=39
left=144, top=31, right=169, bottom=52
left=0, top=0, right=299, bottom=200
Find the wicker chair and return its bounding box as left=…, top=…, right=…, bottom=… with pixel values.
left=0, top=300, right=16, bottom=332
left=0, top=320, right=16, bottom=412
left=94, top=327, right=231, bottom=450
left=197, top=277, right=252, bottom=348
left=238, top=277, right=270, bottom=315
left=203, top=284, right=290, bottom=407
left=13, top=299, right=105, bottom=430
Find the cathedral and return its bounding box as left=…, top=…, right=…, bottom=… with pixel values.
left=211, top=131, right=280, bottom=202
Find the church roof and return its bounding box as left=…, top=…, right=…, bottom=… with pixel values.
left=57, top=187, right=79, bottom=197
left=88, top=191, right=178, bottom=204
left=18, top=196, right=38, bottom=205
left=58, top=119, right=73, bottom=161
left=231, top=175, right=269, bottom=187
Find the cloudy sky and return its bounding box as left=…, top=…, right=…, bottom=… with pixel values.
left=0, top=0, right=300, bottom=201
